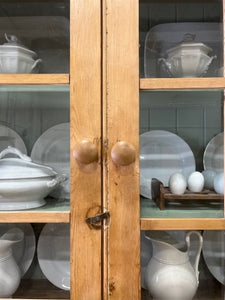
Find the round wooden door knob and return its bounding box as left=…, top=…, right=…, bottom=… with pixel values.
left=73, top=140, right=98, bottom=164
left=111, top=141, right=136, bottom=166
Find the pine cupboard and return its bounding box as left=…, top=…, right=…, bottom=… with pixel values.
left=0, top=0, right=224, bottom=299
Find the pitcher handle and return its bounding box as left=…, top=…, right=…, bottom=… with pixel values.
left=185, top=231, right=203, bottom=284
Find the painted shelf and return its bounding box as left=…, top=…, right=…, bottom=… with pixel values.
left=140, top=197, right=225, bottom=230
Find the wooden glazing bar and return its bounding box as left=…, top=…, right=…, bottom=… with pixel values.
left=140, top=78, right=225, bottom=90
left=141, top=218, right=225, bottom=230
left=0, top=74, right=69, bottom=85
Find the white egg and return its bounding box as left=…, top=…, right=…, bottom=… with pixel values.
left=169, top=172, right=187, bottom=195
left=202, top=169, right=217, bottom=190
left=187, top=171, right=204, bottom=192
left=214, top=172, right=224, bottom=194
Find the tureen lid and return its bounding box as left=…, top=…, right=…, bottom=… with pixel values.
left=0, top=146, right=57, bottom=180
left=0, top=33, right=37, bottom=57
left=166, top=33, right=212, bottom=55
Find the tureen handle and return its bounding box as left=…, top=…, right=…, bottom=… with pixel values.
left=185, top=231, right=203, bottom=284
left=47, top=174, right=67, bottom=188
left=0, top=146, right=31, bottom=161
left=31, top=59, right=42, bottom=73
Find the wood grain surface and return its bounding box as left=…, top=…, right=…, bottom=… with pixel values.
left=0, top=74, right=69, bottom=85
left=104, top=0, right=141, bottom=299
left=70, top=0, right=102, bottom=299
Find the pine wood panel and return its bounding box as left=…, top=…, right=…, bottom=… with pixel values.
left=70, top=0, right=102, bottom=299
left=140, top=78, right=225, bottom=90
left=104, top=0, right=140, bottom=299
left=141, top=218, right=225, bottom=230
left=0, top=74, right=69, bottom=85
left=0, top=211, right=69, bottom=223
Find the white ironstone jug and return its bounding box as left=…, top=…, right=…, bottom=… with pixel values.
left=144, top=230, right=203, bottom=300
left=0, top=227, right=24, bottom=298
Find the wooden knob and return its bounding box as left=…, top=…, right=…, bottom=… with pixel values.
left=73, top=140, right=98, bottom=164
left=111, top=141, right=136, bottom=166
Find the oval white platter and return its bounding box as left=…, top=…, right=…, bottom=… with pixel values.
left=37, top=223, right=70, bottom=290
left=202, top=230, right=225, bottom=285
left=203, top=132, right=224, bottom=173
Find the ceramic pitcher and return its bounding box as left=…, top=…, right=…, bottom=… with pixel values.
left=0, top=227, right=24, bottom=298
left=144, top=231, right=203, bottom=300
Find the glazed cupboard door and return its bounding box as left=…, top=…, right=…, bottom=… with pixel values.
left=104, top=0, right=225, bottom=299
left=0, top=0, right=102, bottom=300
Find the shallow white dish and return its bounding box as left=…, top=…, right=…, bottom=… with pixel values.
left=140, top=130, right=195, bottom=199
left=31, top=123, right=70, bottom=199
left=0, top=124, right=27, bottom=154
left=37, top=223, right=70, bottom=290
left=0, top=223, right=35, bottom=276
left=144, top=22, right=222, bottom=78
left=203, top=132, right=224, bottom=173
left=202, top=230, right=225, bottom=285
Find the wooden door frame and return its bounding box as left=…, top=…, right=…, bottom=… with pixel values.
left=70, top=0, right=102, bottom=299
left=102, top=0, right=141, bottom=299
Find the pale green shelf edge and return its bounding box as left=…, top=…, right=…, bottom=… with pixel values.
left=12, top=198, right=70, bottom=212
left=140, top=197, right=224, bottom=219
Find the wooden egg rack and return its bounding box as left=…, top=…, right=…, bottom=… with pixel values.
left=151, top=178, right=224, bottom=210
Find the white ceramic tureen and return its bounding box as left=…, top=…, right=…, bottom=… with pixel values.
left=0, top=146, right=67, bottom=210
left=159, top=33, right=216, bottom=77
left=0, top=33, right=42, bottom=74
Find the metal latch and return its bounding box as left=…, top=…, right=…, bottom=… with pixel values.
left=86, top=210, right=110, bottom=230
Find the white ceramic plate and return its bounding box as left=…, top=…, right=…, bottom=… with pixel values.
left=37, top=223, right=70, bottom=290
left=202, top=230, right=225, bottom=285
left=31, top=123, right=70, bottom=199
left=0, top=223, right=35, bottom=276
left=203, top=132, right=224, bottom=173
left=0, top=124, right=27, bottom=155
left=140, top=130, right=195, bottom=199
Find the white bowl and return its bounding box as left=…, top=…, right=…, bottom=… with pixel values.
left=0, top=33, right=41, bottom=74
left=0, top=146, right=67, bottom=210
left=159, top=34, right=216, bottom=77
left=0, top=54, right=41, bottom=74
left=160, top=52, right=216, bottom=78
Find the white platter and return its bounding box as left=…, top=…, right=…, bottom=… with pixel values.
left=31, top=123, right=70, bottom=199
left=37, top=223, right=70, bottom=290
left=144, top=22, right=222, bottom=78
left=0, top=223, right=35, bottom=276
left=203, top=132, right=224, bottom=173
left=140, top=130, right=195, bottom=199
left=202, top=230, right=225, bottom=285
left=0, top=124, right=27, bottom=155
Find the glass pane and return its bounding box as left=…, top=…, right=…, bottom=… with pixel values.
left=0, top=85, right=70, bottom=212
left=139, top=0, right=223, bottom=78
left=140, top=89, right=224, bottom=218
left=0, top=1, right=69, bottom=74
left=0, top=223, right=70, bottom=298
left=141, top=229, right=225, bottom=299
